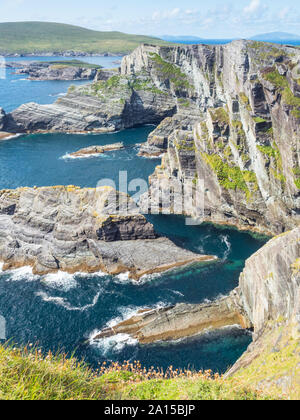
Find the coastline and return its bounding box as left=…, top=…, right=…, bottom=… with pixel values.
left=1, top=52, right=125, bottom=58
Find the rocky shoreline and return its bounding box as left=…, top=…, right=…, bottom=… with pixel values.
left=0, top=40, right=299, bottom=395
left=0, top=186, right=216, bottom=279
left=93, top=227, right=299, bottom=395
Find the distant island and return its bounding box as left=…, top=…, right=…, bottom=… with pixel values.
left=250, top=31, right=300, bottom=42
left=161, top=32, right=300, bottom=45
left=0, top=21, right=168, bottom=56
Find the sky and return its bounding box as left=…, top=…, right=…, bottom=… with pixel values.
left=1, top=0, right=300, bottom=38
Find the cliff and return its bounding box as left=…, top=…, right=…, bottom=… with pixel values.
left=127, top=42, right=300, bottom=235
left=2, top=40, right=299, bottom=233
left=0, top=186, right=215, bottom=278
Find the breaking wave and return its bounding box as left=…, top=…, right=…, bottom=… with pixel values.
left=35, top=290, right=101, bottom=312
left=220, top=235, right=232, bottom=261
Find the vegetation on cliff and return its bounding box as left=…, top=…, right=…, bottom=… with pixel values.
left=0, top=344, right=277, bottom=400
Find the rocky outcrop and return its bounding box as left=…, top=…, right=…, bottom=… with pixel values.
left=0, top=108, right=6, bottom=131
left=69, top=142, right=124, bottom=158
left=11, top=61, right=98, bottom=81
left=0, top=186, right=216, bottom=278
left=94, top=69, right=120, bottom=82
left=94, top=296, right=251, bottom=344
left=3, top=70, right=177, bottom=133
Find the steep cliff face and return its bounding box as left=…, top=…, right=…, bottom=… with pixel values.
left=236, top=229, right=300, bottom=336
left=121, top=42, right=300, bottom=235
left=227, top=227, right=300, bottom=397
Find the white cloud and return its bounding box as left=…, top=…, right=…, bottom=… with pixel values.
left=244, top=0, right=261, bottom=15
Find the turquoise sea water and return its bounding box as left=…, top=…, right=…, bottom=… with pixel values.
left=0, top=56, right=268, bottom=373
left=0, top=55, right=123, bottom=113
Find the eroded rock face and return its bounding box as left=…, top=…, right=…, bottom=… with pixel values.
left=0, top=186, right=216, bottom=278
left=236, top=227, right=300, bottom=337
left=95, top=228, right=299, bottom=345
left=130, top=42, right=300, bottom=235
left=225, top=227, right=300, bottom=395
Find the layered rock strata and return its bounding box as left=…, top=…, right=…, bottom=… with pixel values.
left=0, top=186, right=216, bottom=279
left=94, top=296, right=251, bottom=344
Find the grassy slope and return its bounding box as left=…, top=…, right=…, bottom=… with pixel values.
left=228, top=321, right=300, bottom=400
left=0, top=344, right=278, bottom=400
left=0, top=21, right=167, bottom=55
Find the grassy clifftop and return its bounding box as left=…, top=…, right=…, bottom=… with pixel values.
left=0, top=22, right=167, bottom=55
left=0, top=344, right=279, bottom=400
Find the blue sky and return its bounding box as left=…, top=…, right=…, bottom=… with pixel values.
left=1, top=0, right=300, bottom=38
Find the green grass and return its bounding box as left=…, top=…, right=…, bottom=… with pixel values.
left=209, top=107, right=230, bottom=124
left=262, top=68, right=300, bottom=117
left=0, top=344, right=276, bottom=400
left=46, top=60, right=102, bottom=69
left=149, top=52, right=193, bottom=90
left=0, top=21, right=168, bottom=55
left=201, top=153, right=258, bottom=200
left=232, top=322, right=300, bottom=400
left=253, top=117, right=267, bottom=124
left=293, top=167, right=300, bottom=189
left=262, top=68, right=289, bottom=89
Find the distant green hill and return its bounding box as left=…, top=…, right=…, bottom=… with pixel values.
left=0, top=21, right=167, bottom=55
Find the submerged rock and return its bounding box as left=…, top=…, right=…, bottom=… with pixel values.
left=69, top=142, right=124, bottom=158
left=0, top=186, right=216, bottom=278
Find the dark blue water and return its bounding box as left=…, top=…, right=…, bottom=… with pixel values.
left=0, top=55, right=123, bottom=113
left=0, top=126, right=268, bottom=373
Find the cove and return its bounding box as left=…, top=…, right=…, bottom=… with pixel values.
left=0, top=127, right=267, bottom=373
